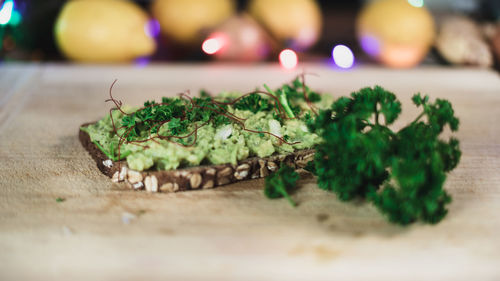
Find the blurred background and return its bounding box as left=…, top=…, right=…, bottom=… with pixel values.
left=0, top=0, right=499, bottom=70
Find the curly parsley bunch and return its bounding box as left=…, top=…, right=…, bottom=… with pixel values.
left=306, top=86, right=461, bottom=225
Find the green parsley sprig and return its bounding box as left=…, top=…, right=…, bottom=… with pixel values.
left=264, top=165, right=300, bottom=206
left=305, top=86, right=461, bottom=225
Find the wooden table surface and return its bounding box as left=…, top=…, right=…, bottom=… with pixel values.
left=1, top=63, right=499, bottom=281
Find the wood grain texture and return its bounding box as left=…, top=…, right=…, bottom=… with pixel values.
left=0, top=63, right=499, bottom=281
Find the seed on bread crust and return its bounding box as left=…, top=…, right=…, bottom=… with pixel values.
left=259, top=159, right=269, bottom=177
left=234, top=170, right=249, bottom=180
left=145, top=176, right=158, bottom=192
left=218, top=167, right=232, bottom=177
left=127, top=170, right=143, bottom=184
left=303, top=153, right=315, bottom=162
left=202, top=180, right=214, bottom=189
left=217, top=167, right=233, bottom=185
left=159, top=182, right=179, bottom=193
left=234, top=163, right=250, bottom=180
left=133, top=181, right=144, bottom=190
left=189, top=173, right=202, bottom=189
left=267, top=161, right=278, bottom=172
left=119, top=166, right=128, bottom=181
left=102, top=159, right=113, bottom=168
left=151, top=176, right=158, bottom=192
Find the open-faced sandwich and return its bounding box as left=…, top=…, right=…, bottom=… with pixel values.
left=79, top=76, right=332, bottom=192
left=80, top=76, right=462, bottom=225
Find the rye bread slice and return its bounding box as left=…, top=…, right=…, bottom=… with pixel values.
left=79, top=122, right=315, bottom=192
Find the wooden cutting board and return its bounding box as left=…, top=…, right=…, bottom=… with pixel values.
left=1, top=63, right=499, bottom=281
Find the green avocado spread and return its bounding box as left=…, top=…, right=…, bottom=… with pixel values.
left=81, top=79, right=332, bottom=171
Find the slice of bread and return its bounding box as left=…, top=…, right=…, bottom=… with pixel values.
left=79, top=123, right=315, bottom=192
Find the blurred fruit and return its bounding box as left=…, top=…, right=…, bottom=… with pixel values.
left=435, top=16, right=492, bottom=67
left=203, top=14, right=275, bottom=62
left=54, top=0, right=155, bottom=63
left=152, top=0, right=235, bottom=45
left=357, top=0, right=435, bottom=68
left=248, top=0, right=322, bottom=50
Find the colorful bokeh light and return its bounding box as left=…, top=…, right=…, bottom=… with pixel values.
left=408, top=0, right=424, bottom=8
left=134, top=57, right=150, bottom=67
left=0, top=0, right=14, bottom=25
left=145, top=19, right=161, bottom=38
left=202, top=33, right=227, bottom=55
left=279, top=49, right=298, bottom=70
left=332, top=45, right=354, bottom=69
left=360, top=34, right=381, bottom=57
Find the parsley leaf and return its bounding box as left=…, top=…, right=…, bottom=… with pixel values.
left=167, top=117, right=188, bottom=135
left=307, top=86, right=399, bottom=201
left=234, top=93, right=272, bottom=113
left=264, top=165, right=299, bottom=206
left=370, top=93, right=461, bottom=225
left=307, top=86, right=460, bottom=225
left=289, top=78, right=322, bottom=103
left=199, top=89, right=211, bottom=98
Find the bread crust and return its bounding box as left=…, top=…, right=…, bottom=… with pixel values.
left=79, top=123, right=315, bottom=192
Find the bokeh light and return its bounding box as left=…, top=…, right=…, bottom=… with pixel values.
left=0, top=0, right=14, bottom=25
left=360, top=34, right=381, bottom=57
left=202, top=33, right=227, bottom=55
left=332, top=45, right=354, bottom=69
left=279, top=49, right=298, bottom=70
left=408, top=0, right=424, bottom=8
left=145, top=19, right=161, bottom=38
left=134, top=57, right=150, bottom=67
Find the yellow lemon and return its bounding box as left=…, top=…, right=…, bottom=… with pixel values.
left=248, top=0, right=322, bottom=50
left=55, top=0, right=156, bottom=63
left=152, top=0, right=235, bottom=45
left=357, top=0, right=435, bottom=68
